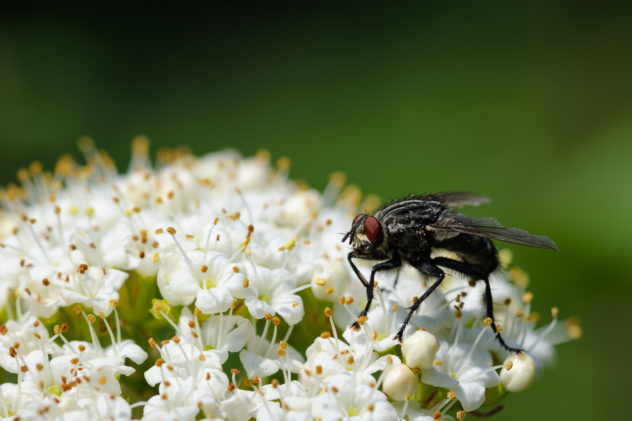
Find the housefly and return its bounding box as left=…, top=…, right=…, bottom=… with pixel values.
left=342, top=192, right=557, bottom=352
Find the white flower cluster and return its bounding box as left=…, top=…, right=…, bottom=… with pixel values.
left=0, top=139, right=579, bottom=420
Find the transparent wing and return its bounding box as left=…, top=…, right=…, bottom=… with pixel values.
left=432, top=212, right=558, bottom=250
left=425, top=192, right=490, bottom=207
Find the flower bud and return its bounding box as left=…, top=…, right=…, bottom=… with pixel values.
left=401, top=330, right=439, bottom=370
left=500, top=352, right=536, bottom=392
left=382, top=363, right=416, bottom=401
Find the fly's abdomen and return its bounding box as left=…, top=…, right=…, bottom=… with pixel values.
left=434, top=233, right=499, bottom=275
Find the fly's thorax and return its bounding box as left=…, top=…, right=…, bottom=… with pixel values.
left=386, top=226, right=431, bottom=264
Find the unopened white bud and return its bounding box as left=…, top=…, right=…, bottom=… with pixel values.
left=500, top=352, right=536, bottom=392
left=401, top=330, right=439, bottom=370
left=382, top=363, right=416, bottom=401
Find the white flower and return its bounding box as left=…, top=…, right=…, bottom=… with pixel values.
left=0, top=314, right=50, bottom=373
left=239, top=329, right=304, bottom=379
left=198, top=312, right=253, bottom=364
left=244, top=266, right=304, bottom=325
left=301, top=336, right=399, bottom=391
left=421, top=339, right=500, bottom=411
left=311, top=375, right=398, bottom=420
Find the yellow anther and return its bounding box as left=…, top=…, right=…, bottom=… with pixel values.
left=276, top=156, right=291, bottom=171
left=510, top=267, right=530, bottom=288
left=328, top=171, right=347, bottom=188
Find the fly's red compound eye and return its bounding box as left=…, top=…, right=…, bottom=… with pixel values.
left=352, top=214, right=363, bottom=226
left=364, top=216, right=382, bottom=244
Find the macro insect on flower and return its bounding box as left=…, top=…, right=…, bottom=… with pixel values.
left=0, top=140, right=579, bottom=420
left=343, top=193, right=558, bottom=352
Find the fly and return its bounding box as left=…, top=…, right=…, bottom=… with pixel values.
left=342, top=192, right=557, bottom=352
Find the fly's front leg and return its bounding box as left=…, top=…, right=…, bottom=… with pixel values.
left=348, top=254, right=401, bottom=330
left=347, top=252, right=368, bottom=287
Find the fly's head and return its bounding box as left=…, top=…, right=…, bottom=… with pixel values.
left=342, top=213, right=389, bottom=259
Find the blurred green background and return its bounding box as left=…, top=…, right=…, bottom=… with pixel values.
left=1, top=3, right=630, bottom=419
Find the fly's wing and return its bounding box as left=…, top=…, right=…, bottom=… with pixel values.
left=431, top=212, right=558, bottom=250
left=425, top=192, right=490, bottom=208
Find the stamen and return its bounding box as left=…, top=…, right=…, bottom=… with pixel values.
left=165, top=227, right=196, bottom=273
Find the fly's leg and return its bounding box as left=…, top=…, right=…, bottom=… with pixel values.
left=347, top=252, right=368, bottom=287
left=431, top=257, right=523, bottom=353
left=348, top=253, right=401, bottom=330
left=395, top=262, right=445, bottom=340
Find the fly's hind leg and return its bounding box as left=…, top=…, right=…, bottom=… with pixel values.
left=431, top=257, right=523, bottom=353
